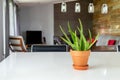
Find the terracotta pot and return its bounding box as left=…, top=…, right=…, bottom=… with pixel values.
left=70, top=49, right=90, bottom=70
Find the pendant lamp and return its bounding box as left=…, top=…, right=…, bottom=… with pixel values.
left=88, top=3, right=94, bottom=13
left=61, top=2, right=67, bottom=13
left=75, top=3, right=80, bottom=13
left=101, top=4, right=108, bottom=14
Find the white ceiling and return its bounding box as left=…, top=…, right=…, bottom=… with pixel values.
left=14, top=0, right=77, bottom=4
left=14, top=0, right=77, bottom=6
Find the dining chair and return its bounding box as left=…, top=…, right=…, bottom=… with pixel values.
left=9, top=36, right=27, bottom=52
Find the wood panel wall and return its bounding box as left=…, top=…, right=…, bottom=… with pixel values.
left=93, top=0, right=120, bottom=36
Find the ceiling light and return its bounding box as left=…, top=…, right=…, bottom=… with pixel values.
left=101, top=4, right=108, bottom=14
left=75, top=3, right=80, bottom=13
left=61, top=2, right=67, bottom=13
left=88, top=3, right=94, bottom=13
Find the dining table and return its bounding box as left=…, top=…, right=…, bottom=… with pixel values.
left=0, top=52, right=120, bottom=80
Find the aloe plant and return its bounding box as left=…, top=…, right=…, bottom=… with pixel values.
left=60, top=19, right=99, bottom=51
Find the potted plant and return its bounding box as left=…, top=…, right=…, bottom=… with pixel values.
left=60, top=19, right=99, bottom=70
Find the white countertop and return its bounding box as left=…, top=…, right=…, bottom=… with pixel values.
left=0, top=52, right=120, bottom=80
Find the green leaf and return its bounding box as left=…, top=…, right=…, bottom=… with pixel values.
left=88, top=29, right=92, bottom=43
left=60, top=26, right=71, bottom=43
left=88, top=33, right=99, bottom=49
left=60, top=37, right=75, bottom=48
left=86, top=42, right=90, bottom=50
left=68, top=22, right=76, bottom=44
left=78, top=19, right=83, bottom=32
left=78, top=26, right=87, bottom=50
left=74, top=31, right=79, bottom=50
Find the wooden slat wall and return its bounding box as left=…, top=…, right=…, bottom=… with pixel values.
left=93, top=0, right=120, bottom=36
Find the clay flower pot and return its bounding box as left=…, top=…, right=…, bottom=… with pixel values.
left=70, top=49, right=90, bottom=70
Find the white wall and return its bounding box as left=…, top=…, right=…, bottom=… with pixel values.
left=0, top=0, right=4, bottom=61
left=19, top=4, right=54, bottom=45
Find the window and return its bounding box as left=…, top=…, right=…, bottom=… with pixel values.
left=9, top=1, right=18, bottom=36
left=3, top=0, right=6, bottom=55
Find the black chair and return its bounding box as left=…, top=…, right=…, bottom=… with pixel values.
left=117, top=45, right=120, bottom=52
left=31, top=44, right=68, bottom=52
